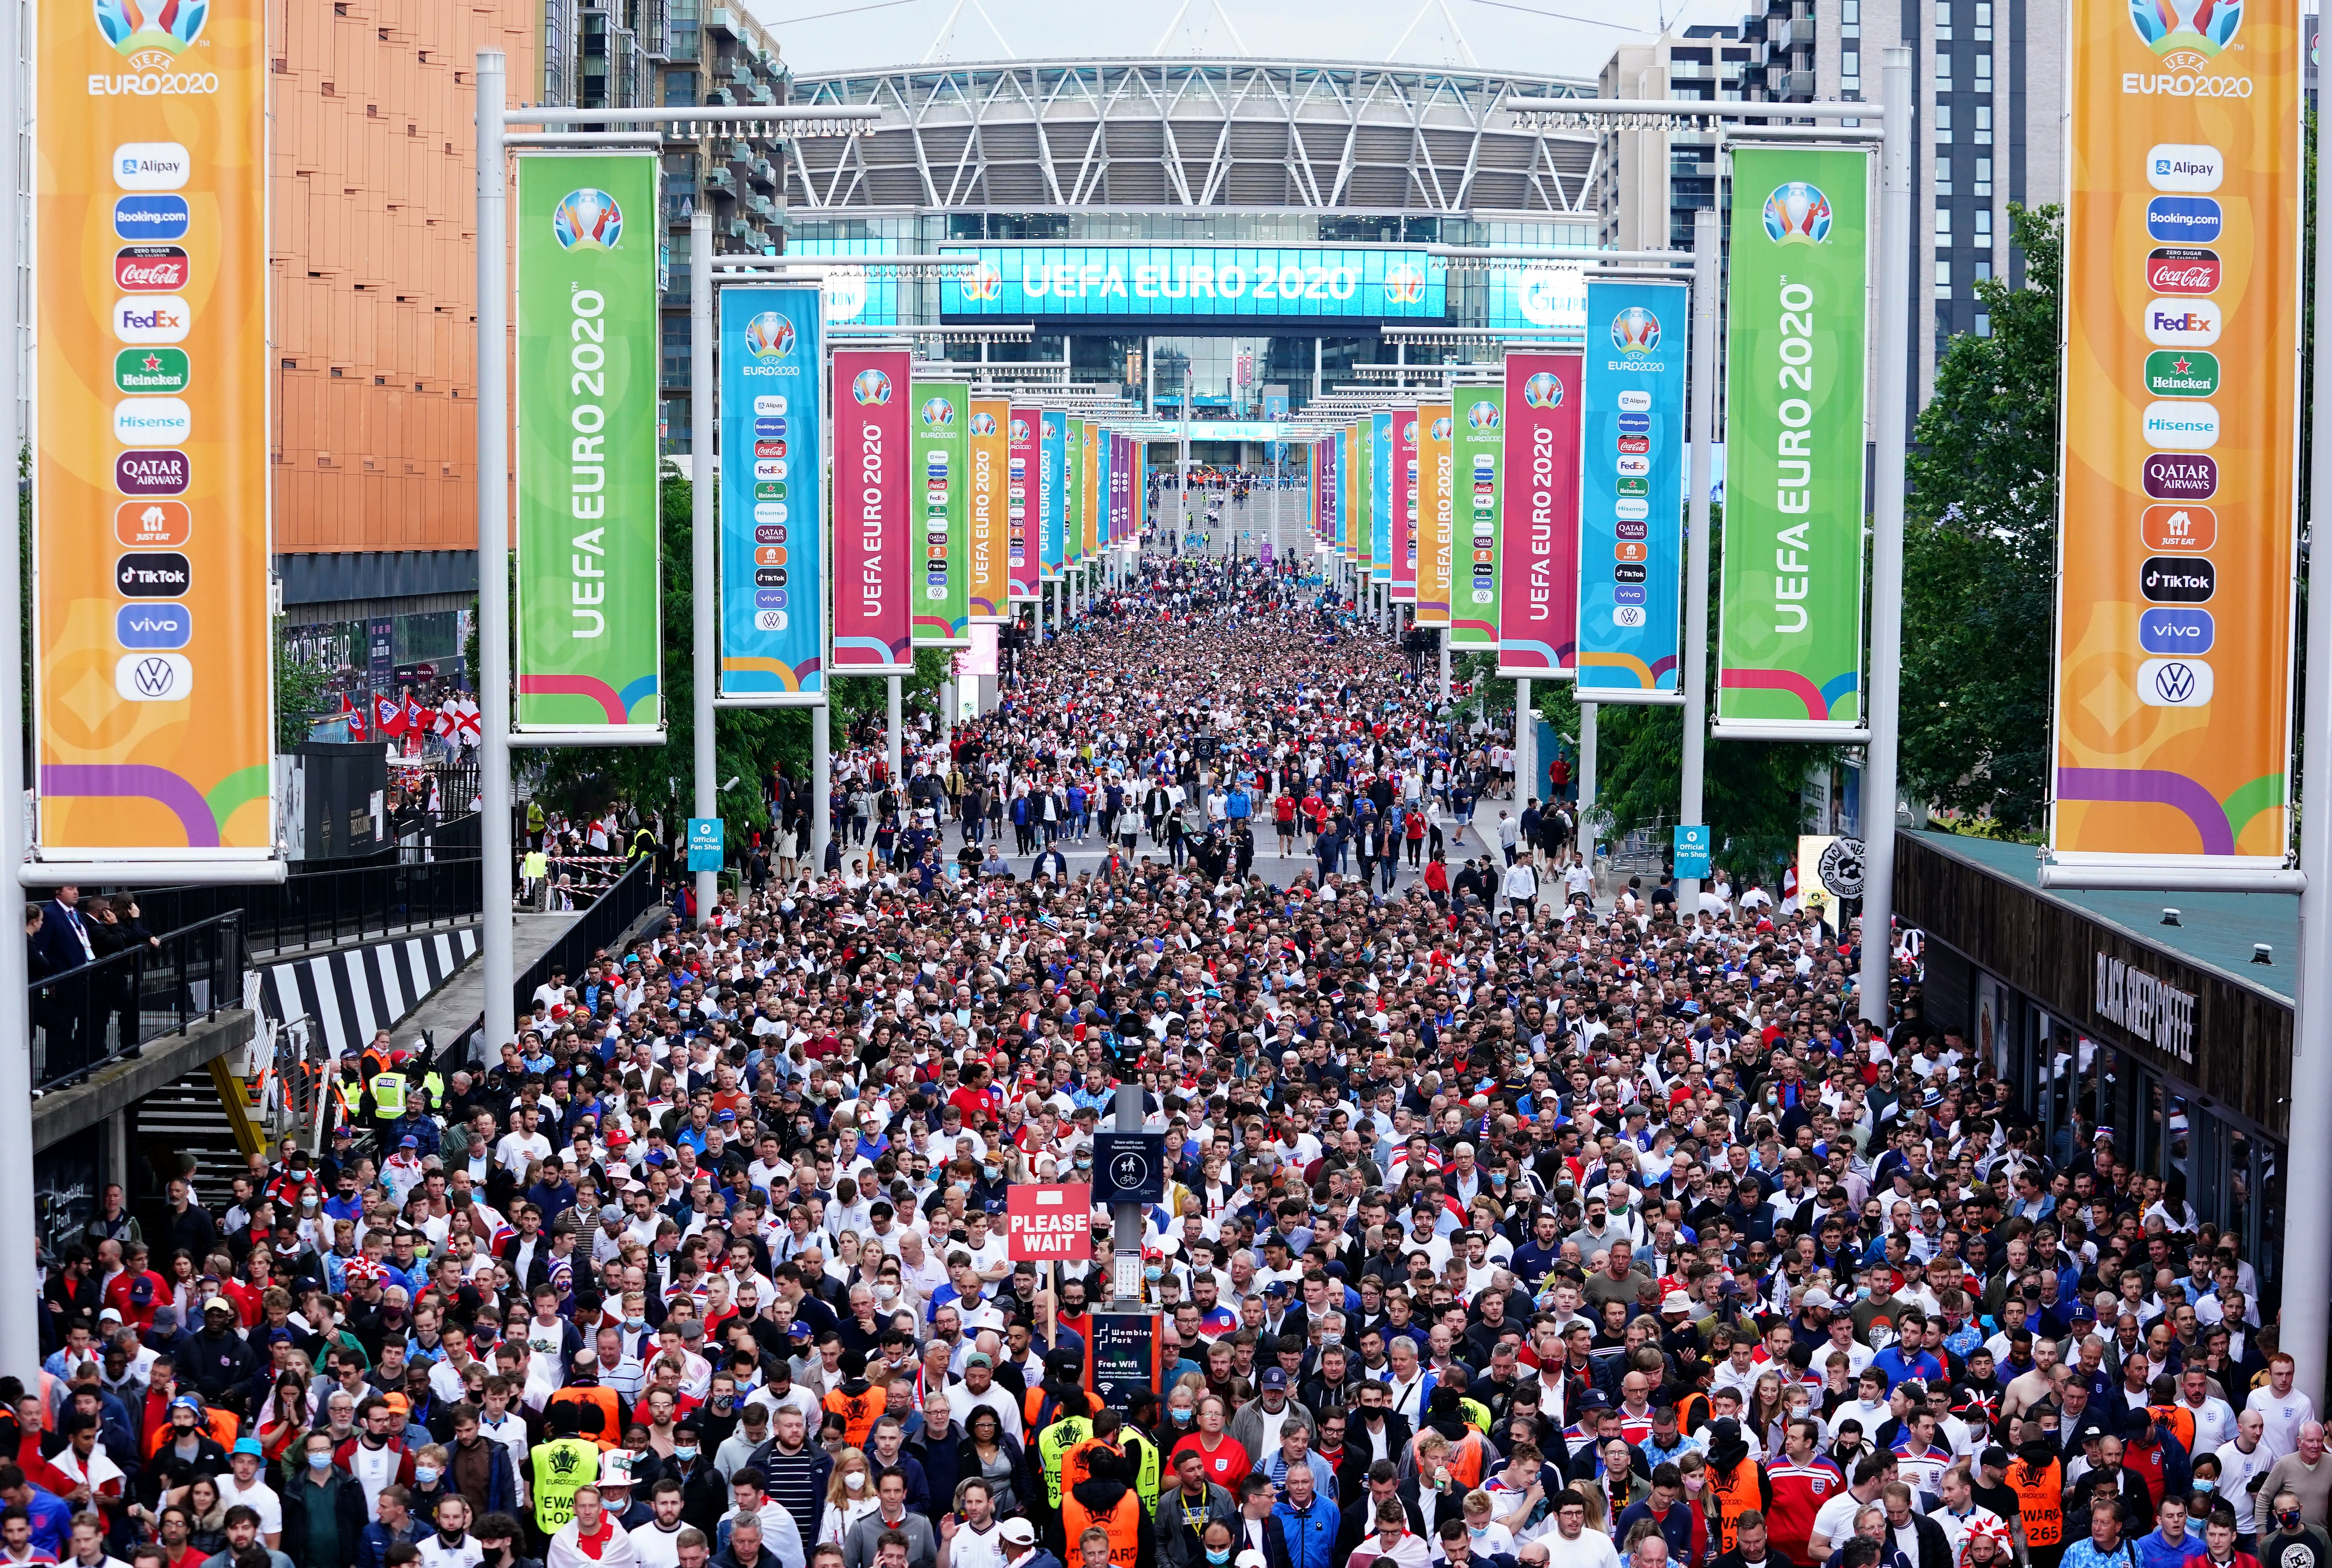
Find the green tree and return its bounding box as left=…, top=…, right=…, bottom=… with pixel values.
left=272, top=626, right=333, bottom=751
left=532, top=464, right=813, bottom=846
left=1899, top=202, right=2063, bottom=834
left=1456, top=512, right=1819, bottom=884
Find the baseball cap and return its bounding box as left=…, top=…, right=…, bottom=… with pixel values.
left=400, top=1134, right=420, bottom=1149
left=202, top=1296, right=234, bottom=1317
left=129, top=1277, right=156, bottom=1305
left=1802, top=1288, right=1834, bottom=1310
left=1001, top=1522, right=1037, bottom=1547
left=1260, top=1368, right=1289, bottom=1391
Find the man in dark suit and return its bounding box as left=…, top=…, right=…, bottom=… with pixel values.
left=34, top=883, right=98, bottom=1065
left=1233, top=1474, right=1293, bottom=1568
left=1334, top=1462, right=1427, bottom=1567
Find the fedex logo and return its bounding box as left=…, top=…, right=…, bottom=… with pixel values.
left=114, top=296, right=189, bottom=344
left=2144, top=297, right=2221, bottom=346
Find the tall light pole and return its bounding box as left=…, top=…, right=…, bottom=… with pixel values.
left=690, top=208, right=717, bottom=926
left=0, top=0, right=34, bottom=1382
left=1677, top=207, right=1718, bottom=915
left=1855, top=48, right=1914, bottom=1024
left=474, top=51, right=516, bottom=1050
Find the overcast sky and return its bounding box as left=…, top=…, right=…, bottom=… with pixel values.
left=749, top=0, right=1745, bottom=80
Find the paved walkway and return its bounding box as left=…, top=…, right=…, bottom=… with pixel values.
left=390, top=911, right=576, bottom=1056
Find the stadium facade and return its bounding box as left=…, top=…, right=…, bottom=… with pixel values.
left=662, top=57, right=1609, bottom=466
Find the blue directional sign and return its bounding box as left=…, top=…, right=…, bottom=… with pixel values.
left=1673, top=823, right=1711, bottom=879
left=686, top=817, right=724, bottom=873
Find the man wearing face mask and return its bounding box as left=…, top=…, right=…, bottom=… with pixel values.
left=284, top=1432, right=365, bottom=1568
left=2255, top=1491, right=2328, bottom=1568
left=417, top=1496, right=484, bottom=1568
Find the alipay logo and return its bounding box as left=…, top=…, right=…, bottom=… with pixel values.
left=113, top=142, right=189, bottom=192
left=551, top=188, right=623, bottom=250
left=2148, top=143, right=2225, bottom=193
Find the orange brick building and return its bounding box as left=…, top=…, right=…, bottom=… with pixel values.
left=268, top=0, right=534, bottom=683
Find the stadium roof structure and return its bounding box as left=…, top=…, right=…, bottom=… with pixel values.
left=784, top=57, right=1602, bottom=215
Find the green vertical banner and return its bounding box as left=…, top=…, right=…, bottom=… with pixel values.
left=1450, top=385, right=1505, bottom=649
left=515, top=155, right=663, bottom=737
left=1716, top=147, right=1872, bottom=738
left=911, top=379, right=971, bottom=647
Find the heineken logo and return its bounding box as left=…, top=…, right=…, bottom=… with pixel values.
left=2144, top=349, right=2219, bottom=398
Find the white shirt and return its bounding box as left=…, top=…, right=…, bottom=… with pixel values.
left=947, top=1522, right=1011, bottom=1568
left=217, top=1474, right=283, bottom=1536
left=417, top=1534, right=485, bottom=1568
left=1532, top=1526, right=1622, bottom=1568
left=2248, top=1385, right=2316, bottom=1460
left=630, top=1523, right=689, bottom=1568
left=2216, top=1438, right=2278, bottom=1534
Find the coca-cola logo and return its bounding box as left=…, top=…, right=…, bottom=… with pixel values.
left=115, top=246, right=188, bottom=292
left=2146, top=247, right=2220, bottom=296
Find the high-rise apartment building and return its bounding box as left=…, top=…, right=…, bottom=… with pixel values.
left=1593, top=27, right=1749, bottom=255
left=1595, top=0, right=2063, bottom=421
left=268, top=0, right=535, bottom=687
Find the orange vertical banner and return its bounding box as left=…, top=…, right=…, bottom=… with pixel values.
left=2050, top=0, right=2300, bottom=870
left=38, top=0, right=274, bottom=862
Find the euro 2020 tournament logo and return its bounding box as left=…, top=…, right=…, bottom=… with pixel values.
left=1403, top=419, right=1418, bottom=445
left=960, top=261, right=1005, bottom=303
left=743, top=312, right=796, bottom=360
left=921, top=397, right=955, bottom=429
left=1611, top=307, right=1663, bottom=356
left=2132, top=0, right=2241, bottom=65
left=1009, top=419, right=1029, bottom=443
left=850, top=368, right=893, bottom=406
left=1384, top=264, right=1428, bottom=306
left=1763, top=183, right=1833, bottom=245
left=970, top=411, right=998, bottom=437
left=552, top=188, right=623, bottom=251
left=1522, top=373, right=1563, bottom=410
left=1467, top=400, right=1501, bottom=434
left=1431, top=416, right=1453, bottom=443
left=95, top=0, right=207, bottom=70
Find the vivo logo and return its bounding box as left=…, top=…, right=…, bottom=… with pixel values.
left=114, top=603, right=192, bottom=649
left=2138, top=609, right=2214, bottom=654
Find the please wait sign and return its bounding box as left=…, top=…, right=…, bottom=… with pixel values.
left=1007, top=1183, right=1094, bottom=1261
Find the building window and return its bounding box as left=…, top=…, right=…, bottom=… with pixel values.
left=1935, top=258, right=1952, bottom=298
left=1935, top=156, right=1952, bottom=194
left=1935, top=49, right=1953, bottom=86
left=1975, top=208, right=1993, bottom=237
left=1936, top=0, right=1952, bottom=36
left=1935, top=101, right=1952, bottom=141
left=1935, top=205, right=1952, bottom=236
left=1975, top=50, right=1992, bottom=84
left=1975, top=312, right=1992, bottom=336
left=1974, top=1, right=1992, bottom=36
left=1975, top=156, right=1993, bottom=195
left=1974, top=103, right=1992, bottom=143
left=1975, top=260, right=1993, bottom=283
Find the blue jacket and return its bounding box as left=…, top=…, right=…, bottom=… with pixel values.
left=1274, top=1494, right=1341, bottom=1568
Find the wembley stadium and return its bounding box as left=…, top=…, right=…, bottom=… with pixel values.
left=775, top=57, right=1604, bottom=464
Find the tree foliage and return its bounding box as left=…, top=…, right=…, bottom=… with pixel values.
left=1899, top=203, right=2063, bottom=833
left=272, top=624, right=333, bottom=751
left=1460, top=508, right=1820, bottom=883
left=533, top=466, right=814, bottom=845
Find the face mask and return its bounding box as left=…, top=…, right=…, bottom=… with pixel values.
left=1171, top=1410, right=1194, bottom=1425
left=440, top=1531, right=467, bottom=1546
left=1207, top=1553, right=1232, bottom=1565
left=1683, top=1478, right=1705, bottom=1495
left=308, top=1452, right=333, bottom=1471
left=1145, top=1267, right=1163, bottom=1282
left=1469, top=1527, right=1488, bottom=1539
left=675, top=1446, right=699, bottom=1463
left=415, top=1467, right=441, bottom=1486
left=846, top=1472, right=867, bottom=1491
left=2280, top=1513, right=2303, bottom=1532
left=2195, top=1479, right=2216, bottom=1493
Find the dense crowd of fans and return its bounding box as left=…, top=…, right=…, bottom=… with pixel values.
left=20, top=558, right=2315, bottom=1568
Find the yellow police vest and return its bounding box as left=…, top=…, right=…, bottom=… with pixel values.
left=371, top=1073, right=407, bottom=1119
left=1037, top=1415, right=1094, bottom=1509
left=532, top=1437, right=599, bottom=1533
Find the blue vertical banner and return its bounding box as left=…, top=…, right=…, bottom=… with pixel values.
left=1576, top=279, right=1688, bottom=704
left=1371, top=411, right=1394, bottom=585
left=716, top=284, right=825, bottom=704
left=1039, top=412, right=1066, bottom=579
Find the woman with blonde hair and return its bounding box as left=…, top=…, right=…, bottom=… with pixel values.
left=819, top=1446, right=881, bottom=1546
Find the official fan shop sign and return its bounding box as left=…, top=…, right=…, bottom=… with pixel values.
left=1006, top=1184, right=1093, bottom=1261
left=2048, top=0, right=2300, bottom=874
left=515, top=157, right=663, bottom=738
left=35, top=0, right=277, bottom=862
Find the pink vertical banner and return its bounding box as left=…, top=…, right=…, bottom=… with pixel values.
left=1392, top=408, right=1418, bottom=603
left=1497, top=350, right=1583, bottom=677
left=1007, top=407, right=1038, bottom=601
left=832, top=348, right=914, bottom=672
